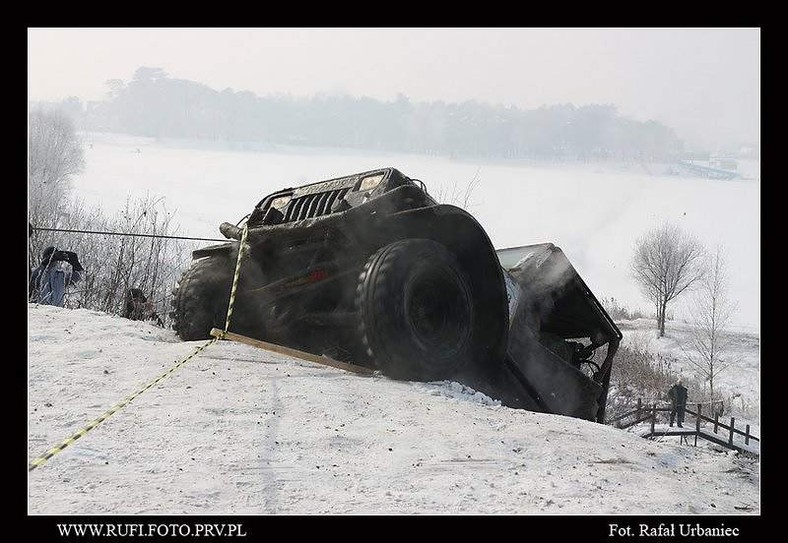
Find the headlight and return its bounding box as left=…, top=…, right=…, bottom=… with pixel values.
left=270, top=195, right=292, bottom=210
left=358, top=174, right=385, bottom=192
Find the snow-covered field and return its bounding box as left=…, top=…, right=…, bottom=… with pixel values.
left=27, top=305, right=759, bottom=515
left=71, top=132, right=760, bottom=329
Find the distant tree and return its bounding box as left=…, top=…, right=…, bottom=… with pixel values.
left=681, top=246, right=739, bottom=403
left=570, top=104, right=618, bottom=161
left=638, top=120, right=684, bottom=161
left=631, top=223, right=705, bottom=337
left=105, top=78, right=126, bottom=99
left=28, top=107, right=85, bottom=268
left=600, top=297, right=645, bottom=321
left=59, top=97, right=84, bottom=123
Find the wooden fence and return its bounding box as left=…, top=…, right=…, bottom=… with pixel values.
left=607, top=398, right=759, bottom=454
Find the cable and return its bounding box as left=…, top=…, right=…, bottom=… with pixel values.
left=30, top=226, right=227, bottom=243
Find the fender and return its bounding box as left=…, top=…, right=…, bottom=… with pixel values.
left=192, top=242, right=237, bottom=260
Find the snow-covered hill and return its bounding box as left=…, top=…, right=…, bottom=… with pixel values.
left=27, top=305, right=759, bottom=515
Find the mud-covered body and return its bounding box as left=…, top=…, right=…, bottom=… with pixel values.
left=172, top=168, right=621, bottom=422
left=497, top=244, right=621, bottom=421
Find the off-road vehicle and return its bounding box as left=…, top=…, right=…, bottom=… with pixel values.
left=171, top=167, right=621, bottom=422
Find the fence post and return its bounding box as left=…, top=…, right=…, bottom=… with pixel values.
left=694, top=403, right=701, bottom=447
left=745, top=424, right=750, bottom=446
left=729, top=417, right=735, bottom=446
left=714, top=413, right=719, bottom=434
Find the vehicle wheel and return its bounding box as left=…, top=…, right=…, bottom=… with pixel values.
left=171, top=255, right=234, bottom=340
left=356, top=239, right=475, bottom=381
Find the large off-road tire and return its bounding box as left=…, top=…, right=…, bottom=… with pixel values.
left=171, top=255, right=235, bottom=340
left=356, top=239, right=475, bottom=381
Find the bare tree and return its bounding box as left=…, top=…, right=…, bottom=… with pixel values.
left=681, top=246, right=739, bottom=402
left=28, top=106, right=85, bottom=269
left=435, top=169, right=481, bottom=209
left=631, top=223, right=705, bottom=337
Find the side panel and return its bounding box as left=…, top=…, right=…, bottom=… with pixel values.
left=192, top=242, right=237, bottom=260
left=505, top=314, right=603, bottom=420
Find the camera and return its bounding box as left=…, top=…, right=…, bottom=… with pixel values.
left=44, top=248, right=83, bottom=271
left=52, top=250, right=71, bottom=262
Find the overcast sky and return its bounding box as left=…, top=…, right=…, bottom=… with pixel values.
left=28, top=27, right=760, bottom=150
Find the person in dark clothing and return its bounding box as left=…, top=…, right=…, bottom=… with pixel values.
left=123, top=288, right=163, bottom=326
left=668, top=378, right=688, bottom=427
left=29, top=246, right=84, bottom=307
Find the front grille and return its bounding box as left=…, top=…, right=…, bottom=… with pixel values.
left=283, top=187, right=352, bottom=222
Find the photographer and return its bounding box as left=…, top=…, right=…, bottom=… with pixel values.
left=29, top=246, right=84, bottom=307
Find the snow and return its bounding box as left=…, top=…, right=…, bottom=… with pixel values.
left=28, top=305, right=759, bottom=515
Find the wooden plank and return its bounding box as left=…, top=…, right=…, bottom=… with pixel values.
left=684, top=410, right=759, bottom=442
left=685, top=409, right=720, bottom=426
left=210, top=328, right=375, bottom=375
left=613, top=402, right=759, bottom=443
left=642, top=428, right=759, bottom=456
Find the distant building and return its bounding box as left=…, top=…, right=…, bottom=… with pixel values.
left=710, top=155, right=738, bottom=172
left=738, top=145, right=759, bottom=159
left=681, top=151, right=710, bottom=162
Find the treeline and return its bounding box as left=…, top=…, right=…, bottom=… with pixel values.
left=57, top=66, right=683, bottom=161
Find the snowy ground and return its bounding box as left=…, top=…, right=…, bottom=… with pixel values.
left=28, top=305, right=759, bottom=515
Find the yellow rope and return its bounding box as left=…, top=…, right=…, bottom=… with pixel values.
left=28, top=338, right=217, bottom=471
left=222, top=224, right=249, bottom=336
left=29, top=226, right=250, bottom=471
